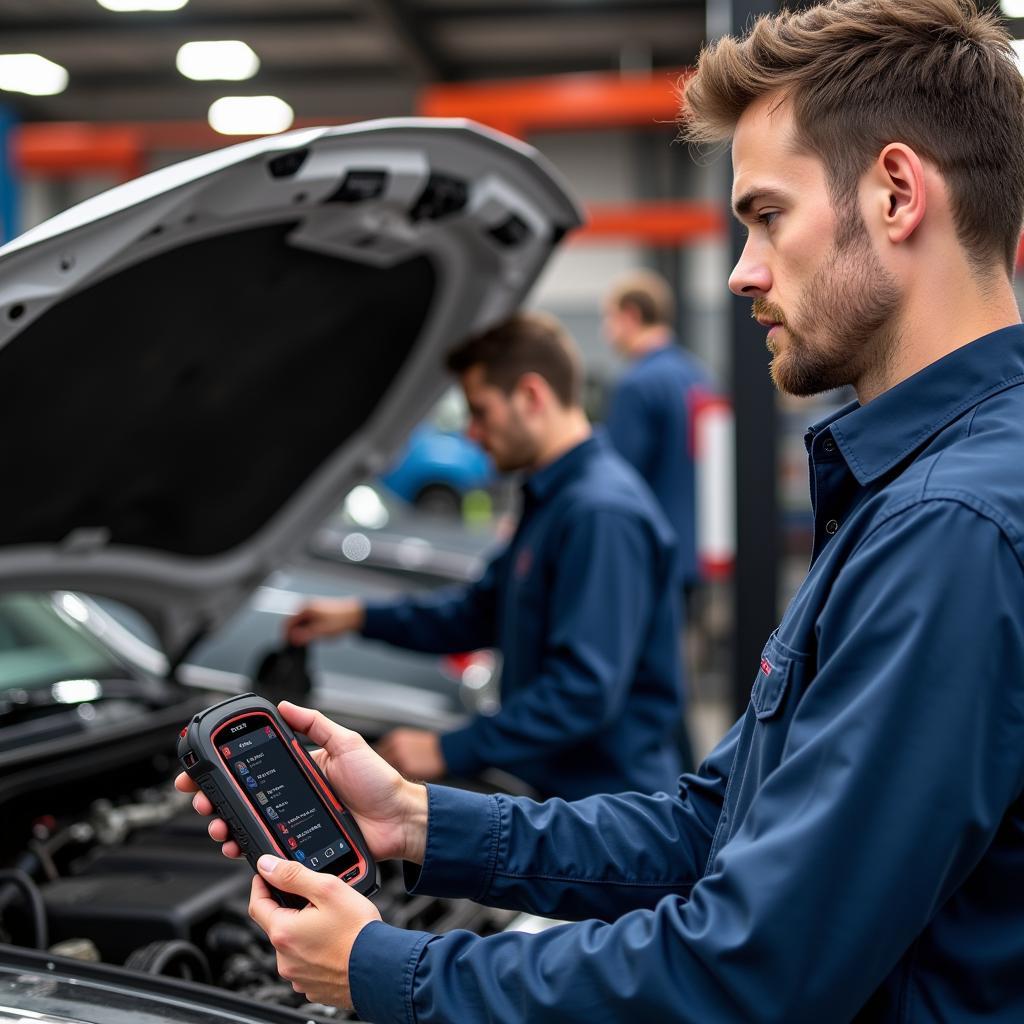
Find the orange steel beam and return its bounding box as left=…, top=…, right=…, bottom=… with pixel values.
left=15, top=123, right=146, bottom=181
left=419, top=69, right=690, bottom=136
left=580, top=201, right=723, bottom=245
left=13, top=118, right=333, bottom=177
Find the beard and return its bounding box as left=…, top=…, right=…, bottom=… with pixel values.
left=753, top=218, right=902, bottom=397
left=490, top=407, right=541, bottom=473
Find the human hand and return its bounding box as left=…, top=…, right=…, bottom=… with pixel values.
left=376, top=728, right=446, bottom=781
left=284, top=598, right=365, bottom=646
left=174, top=701, right=430, bottom=864
left=249, top=855, right=381, bottom=1009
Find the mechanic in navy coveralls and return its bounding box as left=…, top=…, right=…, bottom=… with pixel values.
left=603, top=268, right=717, bottom=771
left=285, top=311, right=684, bottom=801
left=602, top=268, right=715, bottom=597
left=181, top=0, right=1024, bottom=1018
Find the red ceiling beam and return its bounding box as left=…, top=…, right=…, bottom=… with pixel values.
left=13, top=118, right=333, bottom=178
left=419, top=69, right=690, bottom=136
left=579, top=200, right=723, bottom=245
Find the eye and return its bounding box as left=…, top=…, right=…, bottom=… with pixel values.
left=757, top=210, right=780, bottom=228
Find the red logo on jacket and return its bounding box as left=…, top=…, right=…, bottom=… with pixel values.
left=515, top=547, right=533, bottom=580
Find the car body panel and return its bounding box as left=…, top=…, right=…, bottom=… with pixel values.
left=0, top=118, right=581, bottom=665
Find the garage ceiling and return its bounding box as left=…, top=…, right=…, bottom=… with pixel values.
left=0, top=0, right=707, bottom=124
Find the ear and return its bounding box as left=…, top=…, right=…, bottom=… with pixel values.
left=874, top=143, right=926, bottom=245
left=515, top=371, right=550, bottom=413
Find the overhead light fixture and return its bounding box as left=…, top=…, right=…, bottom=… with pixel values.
left=1012, top=39, right=1024, bottom=70
left=176, top=40, right=259, bottom=81
left=0, top=54, right=68, bottom=96
left=97, top=0, right=189, bottom=10
left=208, top=95, right=294, bottom=136
left=1002, top=0, right=1024, bottom=17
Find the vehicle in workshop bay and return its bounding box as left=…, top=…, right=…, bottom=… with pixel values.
left=0, top=117, right=580, bottom=1019
left=95, top=482, right=505, bottom=733
left=379, top=389, right=495, bottom=517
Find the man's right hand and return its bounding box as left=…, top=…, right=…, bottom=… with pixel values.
left=174, top=701, right=429, bottom=865
left=285, top=598, right=365, bottom=646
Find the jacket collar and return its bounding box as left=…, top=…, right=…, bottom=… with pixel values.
left=808, top=324, right=1024, bottom=485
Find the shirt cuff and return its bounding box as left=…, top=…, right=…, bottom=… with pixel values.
left=360, top=602, right=398, bottom=643
left=405, top=784, right=502, bottom=902
left=349, top=919, right=432, bottom=1024
left=439, top=724, right=485, bottom=777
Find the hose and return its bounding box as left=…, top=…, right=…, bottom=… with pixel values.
left=125, top=939, right=212, bottom=984
left=0, top=869, right=48, bottom=950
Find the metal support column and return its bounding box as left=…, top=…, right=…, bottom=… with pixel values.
left=706, top=0, right=780, bottom=717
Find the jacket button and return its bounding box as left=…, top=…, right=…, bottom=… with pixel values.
left=822, top=437, right=836, bottom=454
left=825, top=519, right=839, bottom=535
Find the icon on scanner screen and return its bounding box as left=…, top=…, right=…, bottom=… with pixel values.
left=235, top=761, right=249, bottom=776
left=287, top=838, right=298, bottom=850
left=310, top=856, right=319, bottom=867
left=266, top=806, right=279, bottom=821
left=245, top=775, right=258, bottom=789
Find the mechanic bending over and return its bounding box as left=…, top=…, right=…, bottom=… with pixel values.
left=181, top=0, right=1024, bottom=1017
left=287, top=311, right=685, bottom=800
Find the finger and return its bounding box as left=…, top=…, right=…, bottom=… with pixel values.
left=256, top=855, right=334, bottom=907
left=278, top=702, right=364, bottom=758
left=191, top=791, right=214, bottom=816
left=221, top=840, right=243, bottom=859
left=208, top=817, right=230, bottom=842
left=248, top=873, right=293, bottom=935
left=174, top=772, right=199, bottom=794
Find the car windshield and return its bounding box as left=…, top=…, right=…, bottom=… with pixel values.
left=0, top=593, right=124, bottom=689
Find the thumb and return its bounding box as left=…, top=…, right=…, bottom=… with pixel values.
left=257, top=855, right=331, bottom=906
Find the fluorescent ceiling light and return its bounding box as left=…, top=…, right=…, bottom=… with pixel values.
left=177, top=40, right=259, bottom=81
left=1002, top=0, right=1024, bottom=17
left=208, top=95, right=294, bottom=136
left=0, top=54, right=68, bottom=96
left=1012, top=39, right=1024, bottom=70
left=97, top=0, right=189, bottom=10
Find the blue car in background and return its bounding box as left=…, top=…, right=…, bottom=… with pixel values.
left=380, top=388, right=494, bottom=516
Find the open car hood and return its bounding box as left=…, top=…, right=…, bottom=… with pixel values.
left=0, top=118, right=582, bottom=667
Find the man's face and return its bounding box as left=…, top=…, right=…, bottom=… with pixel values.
left=729, top=95, right=902, bottom=396
left=460, top=365, right=540, bottom=473
left=602, top=301, right=633, bottom=356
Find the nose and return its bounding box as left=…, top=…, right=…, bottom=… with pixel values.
left=728, top=238, right=772, bottom=298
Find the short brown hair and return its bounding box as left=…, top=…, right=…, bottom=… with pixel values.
left=445, top=311, right=583, bottom=407
left=608, top=270, right=675, bottom=327
left=681, top=0, right=1024, bottom=275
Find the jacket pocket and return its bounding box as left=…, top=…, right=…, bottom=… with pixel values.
left=751, top=630, right=801, bottom=720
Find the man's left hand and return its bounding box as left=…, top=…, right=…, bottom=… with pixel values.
left=248, top=855, right=381, bottom=1009
left=376, top=728, right=446, bottom=781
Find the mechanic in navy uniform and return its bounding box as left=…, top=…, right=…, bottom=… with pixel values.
left=285, top=311, right=684, bottom=800
left=603, top=270, right=716, bottom=771
left=602, top=268, right=715, bottom=597
left=184, top=1, right=1024, bottom=1018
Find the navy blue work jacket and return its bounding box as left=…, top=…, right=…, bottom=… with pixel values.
left=605, top=342, right=714, bottom=588
left=351, top=325, right=1024, bottom=1023
left=361, top=433, right=683, bottom=799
